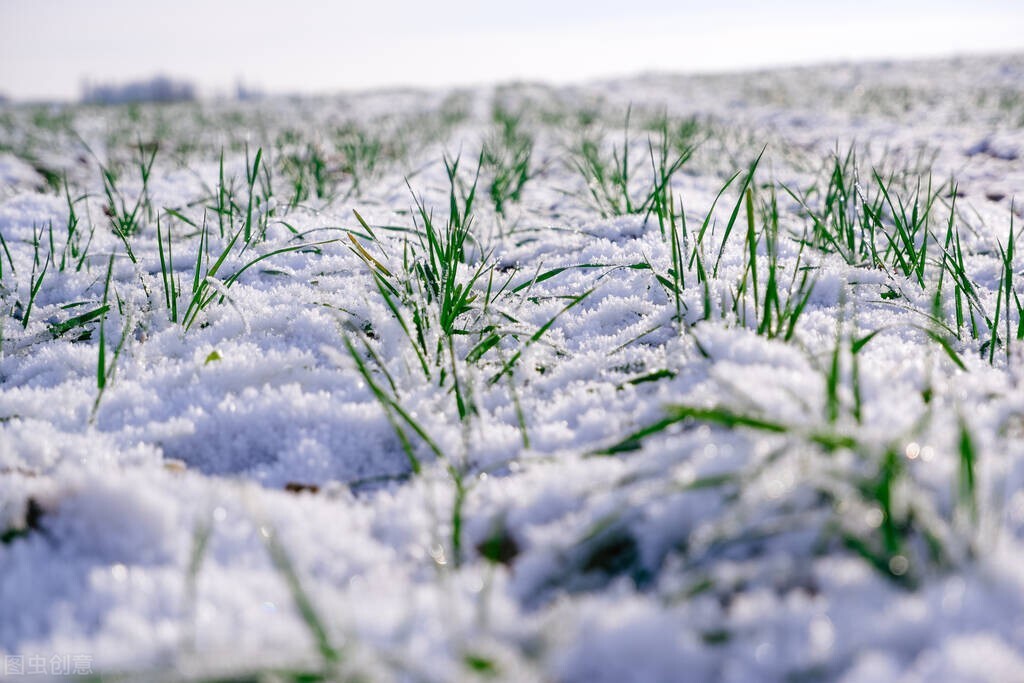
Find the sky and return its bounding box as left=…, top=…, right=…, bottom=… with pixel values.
left=1, top=0, right=1022, bottom=101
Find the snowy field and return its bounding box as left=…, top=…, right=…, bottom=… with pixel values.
left=1, top=55, right=1024, bottom=681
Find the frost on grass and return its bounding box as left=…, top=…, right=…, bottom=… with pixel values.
left=1, top=55, right=1024, bottom=681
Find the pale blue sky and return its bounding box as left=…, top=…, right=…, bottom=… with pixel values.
left=1, top=0, right=1022, bottom=100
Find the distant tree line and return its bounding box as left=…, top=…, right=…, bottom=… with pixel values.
left=81, top=76, right=196, bottom=105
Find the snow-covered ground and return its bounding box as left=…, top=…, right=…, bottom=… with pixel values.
left=1, top=55, right=1024, bottom=681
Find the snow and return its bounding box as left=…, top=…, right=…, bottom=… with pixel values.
left=1, top=54, right=1024, bottom=681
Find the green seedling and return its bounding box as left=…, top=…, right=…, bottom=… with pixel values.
left=482, top=106, right=534, bottom=216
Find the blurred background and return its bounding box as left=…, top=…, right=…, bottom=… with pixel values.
left=1, top=0, right=1022, bottom=102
